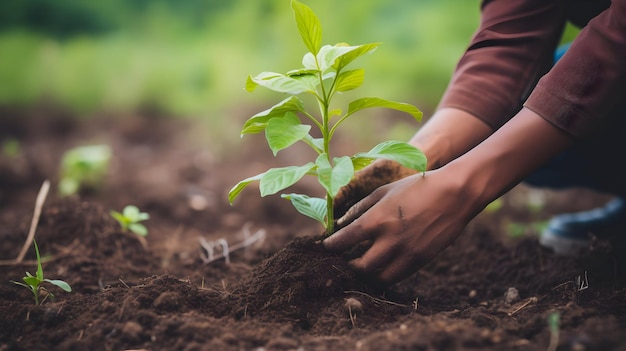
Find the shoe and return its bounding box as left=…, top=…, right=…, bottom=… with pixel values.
left=540, top=198, right=626, bottom=256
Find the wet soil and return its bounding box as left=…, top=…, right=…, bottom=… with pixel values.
left=1, top=106, right=625, bottom=351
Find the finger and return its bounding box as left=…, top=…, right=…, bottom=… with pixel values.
left=376, top=255, right=428, bottom=286
left=322, top=216, right=373, bottom=252
left=336, top=189, right=382, bottom=229
left=348, top=240, right=395, bottom=274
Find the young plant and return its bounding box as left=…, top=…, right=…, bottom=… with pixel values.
left=11, top=240, right=72, bottom=305
left=546, top=312, right=560, bottom=351
left=110, top=205, right=150, bottom=236
left=1, top=138, right=20, bottom=158
left=228, top=0, right=427, bottom=234
left=58, top=144, right=111, bottom=197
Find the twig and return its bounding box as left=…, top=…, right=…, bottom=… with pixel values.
left=118, top=278, right=131, bottom=289
left=199, top=224, right=266, bottom=264
left=348, top=305, right=356, bottom=328
left=508, top=297, right=538, bottom=317
left=344, top=290, right=408, bottom=307
left=0, top=239, right=80, bottom=266
left=0, top=180, right=50, bottom=265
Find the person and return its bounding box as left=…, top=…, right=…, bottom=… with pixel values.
left=322, top=0, right=626, bottom=285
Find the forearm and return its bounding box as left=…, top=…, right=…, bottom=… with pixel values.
left=409, top=107, right=493, bottom=170
left=444, top=107, right=573, bottom=215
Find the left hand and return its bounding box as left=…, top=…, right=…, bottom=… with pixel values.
left=323, top=167, right=478, bottom=285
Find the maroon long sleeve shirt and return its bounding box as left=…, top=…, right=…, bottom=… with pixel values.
left=438, top=0, right=626, bottom=139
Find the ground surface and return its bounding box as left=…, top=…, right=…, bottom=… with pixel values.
left=0, top=107, right=625, bottom=351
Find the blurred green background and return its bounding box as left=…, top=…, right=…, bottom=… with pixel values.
left=0, top=0, right=580, bottom=143
left=0, top=0, right=481, bottom=116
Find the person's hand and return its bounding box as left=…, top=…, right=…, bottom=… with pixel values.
left=333, top=159, right=418, bottom=219
left=324, top=168, right=479, bottom=286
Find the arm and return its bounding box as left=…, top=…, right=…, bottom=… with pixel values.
left=334, top=0, right=567, bottom=216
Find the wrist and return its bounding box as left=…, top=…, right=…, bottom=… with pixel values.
left=439, top=108, right=573, bottom=214
left=409, top=108, right=493, bottom=170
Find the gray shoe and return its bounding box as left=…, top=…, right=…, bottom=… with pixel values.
left=540, top=198, right=626, bottom=255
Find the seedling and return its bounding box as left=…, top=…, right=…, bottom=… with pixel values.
left=1, top=138, right=20, bottom=158
left=110, top=205, right=150, bottom=236
left=228, top=0, right=427, bottom=234
left=11, top=240, right=72, bottom=305
left=58, top=144, right=111, bottom=197
left=546, top=312, right=560, bottom=351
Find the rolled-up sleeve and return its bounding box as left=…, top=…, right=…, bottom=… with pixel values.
left=438, top=0, right=567, bottom=130
left=524, top=0, right=626, bottom=138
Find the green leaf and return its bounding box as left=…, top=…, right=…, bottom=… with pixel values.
left=260, top=163, right=315, bottom=197
left=302, top=52, right=317, bottom=70
left=286, top=68, right=319, bottom=77
left=316, top=154, right=354, bottom=197
left=266, top=112, right=311, bottom=156
left=110, top=210, right=128, bottom=228
left=34, top=240, right=43, bottom=281
left=129, top=223, right=148, bottom=237
left=228, top=173, right=264, bottom=204
left=58, top=178, right=79, bottom=197
left=246, top=72, right=315, bottom=95
left=351, top=157, right=375, bottom=172
left=353, top=140, right=427, bottom=172
left=44, top=279, right=72, bottom=292
left=291, top=0, right=322, bottom=55
left=242, top=96, right=305, bottom=135
left=347, top=97, right=423, bottom=121
left=123, top=205, right=140, bottom=220
left=316, top=45, right=356, bottom=72
left=334, top=69, right=365, bottom=92
left=281, top=194, right=327, bottom=226
left=303, top=135, right=324, bottom=152
left=334, top=43, right=380, bottom=71
left=23, top=276, right=40, bottom=287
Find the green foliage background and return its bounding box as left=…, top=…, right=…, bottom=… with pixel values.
left=0, top=0, right=579, bottom=145
left=0, top=1, right=481, bottom=114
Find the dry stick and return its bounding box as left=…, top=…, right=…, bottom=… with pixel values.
left=16, top=180, right=50, bottom=262
left=508, top=297, right=538, bottom=317
left=344, top=290, right=408, bottom=308
left=0, top=180, right=50, bottom=266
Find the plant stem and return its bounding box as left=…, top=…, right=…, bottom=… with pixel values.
left=316, top=69, right=336, bottom=234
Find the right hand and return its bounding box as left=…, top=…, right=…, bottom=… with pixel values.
left=333, top=159, right=418, bottom=219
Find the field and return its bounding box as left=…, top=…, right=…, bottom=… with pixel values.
left=1, top=109, right=625, bottom=351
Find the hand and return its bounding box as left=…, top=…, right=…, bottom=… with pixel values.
left=324, top=168, right=478, bottom=285
left=333, top=159, right=417, bottom=219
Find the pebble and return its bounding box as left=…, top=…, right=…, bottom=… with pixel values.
left=504, top=287, right=520, bottom=304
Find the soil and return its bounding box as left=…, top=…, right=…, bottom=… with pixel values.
left=1, top=106, right=625, bottom=351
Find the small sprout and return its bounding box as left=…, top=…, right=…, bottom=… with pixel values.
left=11, top=240, right=72, bottom=305
left=58, top=144, right=111, bottom=197
left=110, top=205, right=150, bottom=236
left=2, top=138, right=20, bottom=158
left=547, top=312, right=560, bottom=351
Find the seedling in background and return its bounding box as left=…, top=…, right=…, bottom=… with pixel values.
left=1, top=138, right=20, bottom=158
left=11, top=240, right=72, bottom=305
left=58, top=144, right=111, bottom=197
left=228, top=0, right=426, bottom=234
left=546, top=312, right=560, bottom=351
left=110, top=205, right=150, bottom=236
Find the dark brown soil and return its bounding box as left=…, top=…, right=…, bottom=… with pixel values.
left=1, top=106, right=625, bottom=351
